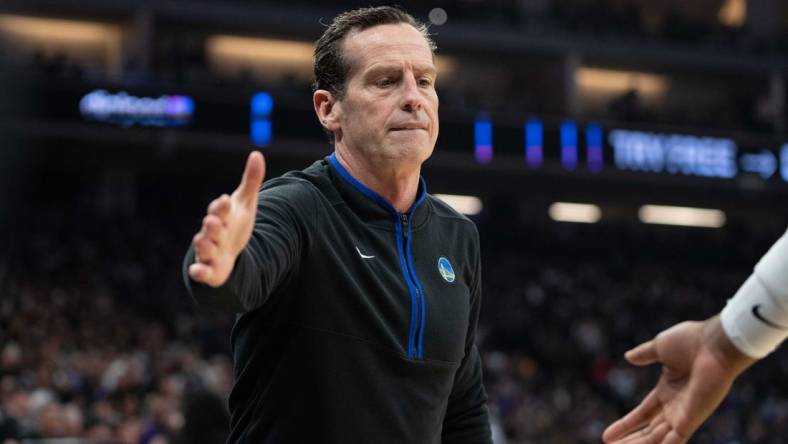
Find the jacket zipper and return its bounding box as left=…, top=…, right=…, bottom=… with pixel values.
left=327, top=153, right=428, bottom=360
left=400, top=213, right=426, bottom=359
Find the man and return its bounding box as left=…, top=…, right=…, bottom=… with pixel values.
left=603, top=229, right=788, bottom=444
left=183, top=6, right=492, bottom=443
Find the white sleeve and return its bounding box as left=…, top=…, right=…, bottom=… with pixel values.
left=721, top=229, right=788, bottom=358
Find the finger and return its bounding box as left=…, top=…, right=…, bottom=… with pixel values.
left=193, top=232, right=203, bottom=259
left=625, top=339, right=659, bottom=366
left=662, top=430, right=688, bottom=444
left=613, top=421, right=670, bottom=444
left=236, top=151, right=265, bottom=203
left=193, top=232, right=219, bottom=263
left=603, top=389, right=661, bottom=442
left=188, top=262, right=214, bottom=284
left=626, top=415, right=668, bottom=444
left=208, top=194, right=231, bottom=220
left=202, top=214, right=225, bottom=245
left=651, top=421, right=671, bottom=444
left=197, top=239, right=219, bottom=264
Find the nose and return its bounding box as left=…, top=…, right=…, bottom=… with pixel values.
left=400, top=75, right=424, bottom=113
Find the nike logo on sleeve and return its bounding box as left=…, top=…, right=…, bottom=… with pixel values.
left=752, top=304, right=788, bottom=330
left=355, top=246, right=375, bottom=259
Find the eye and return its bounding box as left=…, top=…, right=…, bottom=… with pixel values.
left=418, top=77, right=434, bottom=87
left=377, top=77, right=396, bottom=87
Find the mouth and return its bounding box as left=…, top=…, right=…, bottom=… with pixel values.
left=390, top=126, right=427, bottom=132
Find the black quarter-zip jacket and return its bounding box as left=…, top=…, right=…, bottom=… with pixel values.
left=183, top=154, right=492, bottom=443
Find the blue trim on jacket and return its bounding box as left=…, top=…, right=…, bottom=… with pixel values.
left=328, top=152, right=429, bottom=359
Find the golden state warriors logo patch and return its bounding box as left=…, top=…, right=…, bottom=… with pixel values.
left=437, top=257, right=455, bottom=283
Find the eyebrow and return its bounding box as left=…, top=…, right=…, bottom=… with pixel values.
left=364, top=64, right=437, bottom=78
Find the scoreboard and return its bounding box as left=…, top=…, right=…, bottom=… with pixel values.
left=472, top=116, right=788, bottom=187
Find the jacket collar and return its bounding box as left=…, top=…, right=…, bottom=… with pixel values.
left=327, top=153, right=429, bottom=229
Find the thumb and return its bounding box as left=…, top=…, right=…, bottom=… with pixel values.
left=236, top=151, right=266, bottom=202
left=188, top=262, right=214, bottom=286
left=625, top=339, right=659, bottom=366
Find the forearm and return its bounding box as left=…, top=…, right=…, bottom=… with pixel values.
left=183, top=180, right=313, bottom=313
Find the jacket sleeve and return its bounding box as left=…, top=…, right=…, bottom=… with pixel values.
left=442, top=228, right=493, bottom=444
left=182, top=179, right=316, bottom=312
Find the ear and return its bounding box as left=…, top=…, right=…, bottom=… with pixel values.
left=313, top=89, right=342, bottom=134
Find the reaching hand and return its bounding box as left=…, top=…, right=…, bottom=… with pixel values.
left=603, top=317, right=756, bottom=444
left=188, top=151, right=266, bottom=287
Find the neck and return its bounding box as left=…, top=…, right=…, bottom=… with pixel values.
left=334, top=148, right=421, bottom=214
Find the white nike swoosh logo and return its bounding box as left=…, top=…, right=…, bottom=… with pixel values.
left=355, top=246, right=375, bottom=259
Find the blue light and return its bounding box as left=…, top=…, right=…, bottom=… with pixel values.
left=251, top=120, right=272, bottom=146
left=586, top=123, right=603, bottom=173
left=475, top=116, right=493, bottom=164
left=781, top=144, right=788, bottom=182
left=740, top=150, right=777, bottom=179
left=251, top=92, right=274, bottom=116
left=561, top=120, right=578, bottom=171
left=525, top=117, right=543, bottom=168
left=165, top=95, right=194, bottom=118
left=251, top=91, right=273, bottom=146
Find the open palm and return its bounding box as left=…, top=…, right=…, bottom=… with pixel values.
left=603, top=320, right=751, bottom=444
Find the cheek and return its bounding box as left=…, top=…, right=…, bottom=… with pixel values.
left=344, top=101, right=386, bottom=139
left=349, top=95, right=384, bottom=118
left=429, top=96, right=440, bottom=131
left=428, top=93, right=439, bottom=115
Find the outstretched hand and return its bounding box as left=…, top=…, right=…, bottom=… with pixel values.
left=188, top=151, right=266, bottom=287
left=603, top=317, right=756, bottom=444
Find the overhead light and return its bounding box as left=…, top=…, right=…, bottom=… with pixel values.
left=206, top=35, right=314, bottom=81
left=0, top=14, right=121, bottom=72
left=434, top=55, right=457, bottom=78
left=638, top=205, right=726, bottom=228
left=576, top=68, right=669, bottom=97
left=434, top=194, right=483, bottom=216
left=206, top=35, right=458, bottom=81
left=208, top=36, right=314, bottom=66
left=428, top=8, right=448, bottom=26
left=719, top=0, right=746, bottom=28
left=548, top=202, right=601, bottom=224
left=0, top=15, right=119, bottom=43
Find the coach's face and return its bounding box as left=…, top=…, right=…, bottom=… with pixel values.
left=332, top=23, right=439, bottom=167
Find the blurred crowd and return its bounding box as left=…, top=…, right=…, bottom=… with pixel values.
left=2, top=189, right=788, bottom=443
left=478, top=222, right=788, bottom=443
left=0, top=202, right=234, bottom=443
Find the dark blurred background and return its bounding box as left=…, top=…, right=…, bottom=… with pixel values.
left=1, top=0, right=787, bottom=443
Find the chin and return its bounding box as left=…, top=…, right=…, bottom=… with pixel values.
left=390, top=140, right=428, bottom=154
